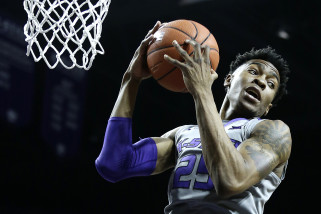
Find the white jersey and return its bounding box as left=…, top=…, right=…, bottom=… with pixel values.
left=164, top=118, right=287, bottom=214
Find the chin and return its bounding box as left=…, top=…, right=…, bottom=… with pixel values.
left=237, top=101, right=263, bottom=118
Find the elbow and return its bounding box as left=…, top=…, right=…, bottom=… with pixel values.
left=95, top=158, right=124, bottom=183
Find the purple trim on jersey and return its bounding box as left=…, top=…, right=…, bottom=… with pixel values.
left=223, top=118, right=248, bottom=127
left=229, top=126, right=242, bottom=130
left=230, top=138, right=241, bottom=148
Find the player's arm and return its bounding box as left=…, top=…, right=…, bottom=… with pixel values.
left=95, top=119, right=178, bottom=183
left=236, top=119, right=292, bottom=187
left=151, top=127, right=181, bottom=175
left=189, top=80, right=291, bottom=198
left=164, top=39, right=292, bottom=198
left=197, top=110, right=291, bottom=198
left=95, top=21, right=177, bottom=182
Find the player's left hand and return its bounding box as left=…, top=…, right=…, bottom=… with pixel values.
left=164, top=39, right=218, bottom=96
left=126, top=21, right=161, bottom=81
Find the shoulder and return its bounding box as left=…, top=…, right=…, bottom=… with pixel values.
left=252, top=119, right=291, bottom=138
left=161, top=125, right=196, bottom=142
left=161, top=126, right=185, bottom=140
left=251, top=119, right=292, bottom=164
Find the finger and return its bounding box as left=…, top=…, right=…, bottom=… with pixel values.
left=172, top=40, right=193, bottom=64
left=142, top=33, right=154, bottom=45
left=145, top=21, right=161, bottom=38
left=164, top=54, right=189, bottom=70
left=211, top=69, right=218, bottom=80
left=203, top=45, right=211, bottom=65
left=160, top=22, right=168, bottom=28
left=185, top=39, right=201, bottom=61
left=138, top=34, right=155, bottom=55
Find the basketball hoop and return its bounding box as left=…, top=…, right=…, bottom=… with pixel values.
left=23, top=0, right=111, bottom=70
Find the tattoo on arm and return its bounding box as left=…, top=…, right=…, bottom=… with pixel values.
left=244, top=120, right=292, bottom=178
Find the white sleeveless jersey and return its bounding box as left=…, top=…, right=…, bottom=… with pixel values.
left=164, top=118, right=287, bottom=214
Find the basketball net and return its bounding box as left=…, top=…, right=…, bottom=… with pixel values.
left=23, top=0, right=111, bottom=70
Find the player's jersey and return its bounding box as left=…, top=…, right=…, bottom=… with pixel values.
left=164, top=118, right=287, bottom=214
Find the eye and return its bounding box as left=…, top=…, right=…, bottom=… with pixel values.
left=249, top=69, right=258, bottom=75
left=268, top=81, right=275, bottom=89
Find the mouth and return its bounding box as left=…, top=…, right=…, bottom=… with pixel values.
left=245, top=87, right=261, bottom=102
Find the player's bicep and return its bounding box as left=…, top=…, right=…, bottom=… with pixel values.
left=151, top=126, right=181, bottom=175
left=150, top=137, right=175, bottom=175
left=238, top=120, right=292, bottom=180
left=238, top=138, right=279, bottom=181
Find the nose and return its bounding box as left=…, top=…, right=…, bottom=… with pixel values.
left=253, top=78, right=266, bottom=90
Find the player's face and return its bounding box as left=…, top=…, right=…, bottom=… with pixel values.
left=224, top=59, right=280, bottom=118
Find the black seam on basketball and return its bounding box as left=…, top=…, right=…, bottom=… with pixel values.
left=147, top=43, right=184, bottom=56
left=209, top=48, right=218, bottom=69
left=162, top=26, right=194, bottom=39
left=149, top=60, right=164, bottom=70
left=156, top=66, right=177, bottom=81
left=157, top=47, right=218, bottom=80
left=199, top=32, right=219, bottom=53
left=211, top=47, right=219, bottom=53
left=201, top=32, right=211, bottom=45
left=156, top=51, right=194, bottom=81
left=191, top=22, right=198, bottom=40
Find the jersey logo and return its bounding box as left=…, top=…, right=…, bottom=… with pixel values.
left=177, top=137, right=240, bottom=153
left=177, top=138, right=202, bottom=153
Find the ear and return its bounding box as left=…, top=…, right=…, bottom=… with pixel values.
left=224, top=74, right=233, bottom=88
left=264, top=103, right=273, bottom=116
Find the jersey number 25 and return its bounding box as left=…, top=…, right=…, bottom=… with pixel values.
left=172, top=154, right=214, bottom=191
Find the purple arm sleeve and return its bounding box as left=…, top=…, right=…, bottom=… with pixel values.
left=95, top=117, right=157, bottom=183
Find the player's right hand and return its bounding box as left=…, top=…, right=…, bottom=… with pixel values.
left=126, top=21, right=162, bottom=81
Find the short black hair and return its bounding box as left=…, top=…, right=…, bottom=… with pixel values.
left=228, top=46, right=290, bottom=105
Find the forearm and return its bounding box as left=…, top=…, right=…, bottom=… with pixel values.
left=96, top=21, right=163, bottom=182
left=110, top=71, right=141, bottom=118
left=96, top=74, right=157, bottom=182
left=193, top=90, right=249, bottom=197
left=96, top=72, right=158, bottom=183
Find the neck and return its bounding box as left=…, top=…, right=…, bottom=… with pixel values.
left=219, top=95, right=254, bottom=121
left=219, top=96, right=232, bottom=120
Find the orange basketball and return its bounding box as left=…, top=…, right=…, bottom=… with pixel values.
left=147, top=19, right=219, bottom=93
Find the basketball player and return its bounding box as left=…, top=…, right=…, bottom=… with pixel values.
left=95, top=21, right=292, bottom=214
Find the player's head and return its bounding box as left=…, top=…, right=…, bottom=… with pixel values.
left=224, top=47, right=290, bottom=117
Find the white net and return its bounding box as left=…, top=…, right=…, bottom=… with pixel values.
left=23, top=0, right=111, bottom=70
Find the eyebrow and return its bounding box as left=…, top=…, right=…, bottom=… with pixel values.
left=249, top=62, right=280, bottom=83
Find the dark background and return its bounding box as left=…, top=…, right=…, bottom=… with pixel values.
left=1, top=0, right=320, bottom=213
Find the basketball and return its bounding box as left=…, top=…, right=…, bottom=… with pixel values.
left=147, top=19, right=220, bottom=93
